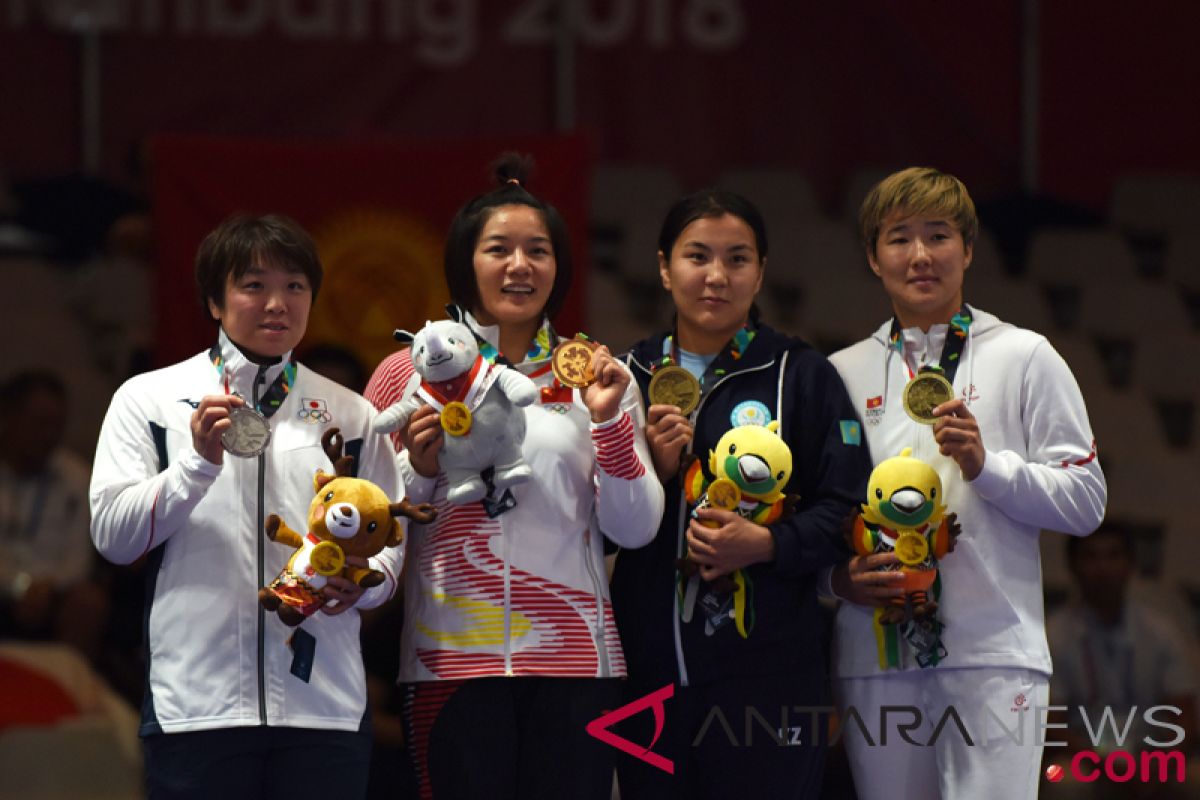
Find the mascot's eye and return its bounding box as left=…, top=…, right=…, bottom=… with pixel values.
left=728, top=444, right=737, bottom=454
left=875, top=488, right=883, bottom=500
left=367, top=521, right=377, bottom=532
left=776, top=471, right=785, bottom=481
left=930, top=488, right=937, bottom=499
left=324, top=491, right=335, bottom=502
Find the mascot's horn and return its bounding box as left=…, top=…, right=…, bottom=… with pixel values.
left=444, top=304, right=464, bottom=323
left=393, top=329, right=416, bottom=344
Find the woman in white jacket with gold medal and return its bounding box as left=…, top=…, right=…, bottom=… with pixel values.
left=827, top=168, right=1107, bottom=800
left=365, top=156, right=663, bottom=800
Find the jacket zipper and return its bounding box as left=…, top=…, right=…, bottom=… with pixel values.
left=503, top=522, right=513, bottom=676
left=581, top=528, right=610, bottom=677
left=254, top=365, right=268, bottom=724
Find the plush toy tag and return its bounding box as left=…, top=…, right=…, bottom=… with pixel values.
left=699, top=589, right=734, bottom=636
left=482, top=488, right=517, bottom=519
left=904, top=616, right=947, bottom=668
left=289, top=627, right=317, bottom=683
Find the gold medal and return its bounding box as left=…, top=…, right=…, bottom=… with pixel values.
left=551, top=339, right=597, bottom=389
left=902, top=372, right=954, bottom=424
left=648, top=365, right=701, bottom=416
left=440, top=401, right=472, bottom=436
left=701, top=478, right=742, bottom=529
left=310, top=540, right=346, bottom=576
left=707, top=478, right=742, bottom=511
left=894, top=531, right=930, bottom=566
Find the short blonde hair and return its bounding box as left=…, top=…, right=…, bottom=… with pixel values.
left=859, top=167, right=979, bottom=255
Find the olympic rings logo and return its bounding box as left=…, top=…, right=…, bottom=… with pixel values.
left=298, top=399, right=332, bottom=424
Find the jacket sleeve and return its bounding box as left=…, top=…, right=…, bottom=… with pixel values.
left=967, top=339, right=1106, bottom=535
left=89, top=381, right=221, bottom=565
left=591, top=372, right=665, bottom=549
left=365, top=350, right=438, bottom=505
left=355, top=407, right=405, bottom=610
left=769, top=352, right=869, bottom=577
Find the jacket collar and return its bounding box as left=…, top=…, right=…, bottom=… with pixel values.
left=458, top=307, right=556, bottom=366
left=627, top=322, right=799, bottom=377
left=213, top=327, right=291, bottom=398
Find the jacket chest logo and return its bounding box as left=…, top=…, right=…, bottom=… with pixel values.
left=864, top=395, right=885, bottom=427
left=297, top=398, right=332, bottom=424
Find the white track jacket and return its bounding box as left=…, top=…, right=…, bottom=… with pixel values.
left=90, top=331, right=403, bottom=735
left=829, top=307, right=1107, bottom=677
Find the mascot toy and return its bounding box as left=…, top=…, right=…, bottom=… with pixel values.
left=851, top=447, right=960, bottom=668
left=259, top=429, right=436, bottom=626
left=681, top=420, right=793, bottom=639
left=374, top=319, right=539, bottom=505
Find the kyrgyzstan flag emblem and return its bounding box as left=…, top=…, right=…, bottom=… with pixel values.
left=866, top=396, right=883, bottom=409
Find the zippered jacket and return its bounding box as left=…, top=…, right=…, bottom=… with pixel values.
left=828, top=307, right=1106, bottom=677
left=614, top=324, right=870, bottom=688
left=364, top=315, right=664, bottom=681
left=90, top=330, right=403, bottom=735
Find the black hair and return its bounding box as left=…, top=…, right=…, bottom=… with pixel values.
left=657, top=188, right=769, bottom=324
left=443, top=153, right=574, bottom=319
left=656, top=189, right=769, bottom=262
left=195, top=214, right=322, bottom=315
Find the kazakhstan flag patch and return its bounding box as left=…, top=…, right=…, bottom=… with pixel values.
left=839, top=420, right=862, bottom=446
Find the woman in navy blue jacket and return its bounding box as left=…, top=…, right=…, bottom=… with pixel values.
left=613, top=190, right=871, bottom=799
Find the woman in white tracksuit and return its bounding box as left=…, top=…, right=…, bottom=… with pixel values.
left=90, top=215, right=405, bottom=798
left=826, top=167, right=1107, bottom=800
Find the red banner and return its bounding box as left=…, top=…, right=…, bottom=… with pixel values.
left=152, top=134, right=590, bottom=372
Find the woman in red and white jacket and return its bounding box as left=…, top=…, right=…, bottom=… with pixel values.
left=365, top=156, right=663, bottom=800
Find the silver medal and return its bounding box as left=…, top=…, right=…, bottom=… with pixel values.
left=222, top=406, right=272, bottom=458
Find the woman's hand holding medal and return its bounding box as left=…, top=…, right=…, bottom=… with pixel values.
left=190, top=394, right=246, bottom=466
left=550, top=337, right=627, bottom=424
left=579, top=344, right=628, bottom=424
left=644, top=362, right=701, bottom=481
left=931, top=398, right=985, bottom=480
left=645, top=405, right=693, bottom=482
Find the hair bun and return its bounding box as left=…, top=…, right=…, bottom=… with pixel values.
left=492, top=152, right=535, bottom=189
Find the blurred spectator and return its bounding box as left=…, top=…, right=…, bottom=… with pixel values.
left=10, top=142, right=150, bottom=264
left=1045, top=522, right=1200, bottom=797
left=70, top=140, right=155, bottom=381
left=71, top=213, right=154, bottom=381
left=0, top=164, right=54, bottom=255
left=0, top=371, right=107, bottom=662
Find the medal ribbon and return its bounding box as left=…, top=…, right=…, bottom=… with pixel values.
left=209, top=342, right=296, bottom=419
left=889, top=304, right=973, bottom=383
left=660, top=323, right=757, bottom=384
left=470, top=314, right=555, bottom=367
left=416, top=355, right=489, bottom=412
left=882, top=306, right=972, bottom=666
